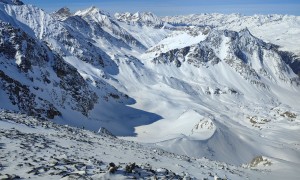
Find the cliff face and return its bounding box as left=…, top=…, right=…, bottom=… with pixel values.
left=0, top=21, right=98, bottom=119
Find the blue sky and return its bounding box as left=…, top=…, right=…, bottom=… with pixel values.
left=22, top=0, right=300, bottom=16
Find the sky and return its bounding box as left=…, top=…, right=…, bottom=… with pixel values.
left=22, top=0, right=300, bottom=16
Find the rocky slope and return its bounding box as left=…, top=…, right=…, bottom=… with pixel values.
left=1, top=110, right=295, bottom=180
left=0, top=21, right=97, bottom=118
left=0, top=1, right=134, bottom=122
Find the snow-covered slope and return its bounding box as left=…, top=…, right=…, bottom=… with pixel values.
left=74, top=6, right=147, bottom=50
left=121, top=26, right=300, bottom=166
left=0, top=1, right=300, bottom=179
left=1, top=110, right=299, bottom=180
left=113, top=12, right=172, bottom=49
left=0, top=2, right=148, bottom=135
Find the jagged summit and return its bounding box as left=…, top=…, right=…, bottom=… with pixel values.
left=74, top=6, right=109, bottom=17
left=115, top=11, right=162, bottom=26
left=238, top=27, right=256, bottom=38
left=222, top=28, right=268, bottom=48
left=73, top=6, right=113, bottom=27
left=55, top=7, right=71, bottom=15
left=0, top=0, right=23, bottom=5
left=52, top=7, right=72, bottom=20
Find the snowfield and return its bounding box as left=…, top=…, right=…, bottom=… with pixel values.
left=0, top=110, right=299, bottom=180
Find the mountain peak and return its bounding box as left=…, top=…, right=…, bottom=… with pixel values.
left=0, top=0, right=24, bottom=5
left=239, top=27, right=252, bottom=35
left=115, top=11, right=162, bottom=26
left=238, top=27, right=266, bottom=45
left=75, top=6, right=108, bottom=17
left=86, top=6, right=98, bottom=13
left=55, top=7, right=71, bottom=16
left=52, top=7, right=72, bottom=20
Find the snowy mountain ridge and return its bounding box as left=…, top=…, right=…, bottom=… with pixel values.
left=162, top=13, right=300, bottom=57
left=0, top=1, right=300, bottom=179
left=115, top=11, right=163, bottom=27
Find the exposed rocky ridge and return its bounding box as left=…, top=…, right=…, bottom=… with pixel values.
left=51, top=7, right=72, bottom=21
left=115, top=12, right=163, bottom=27
left=152, top=45, right=220, bottom=68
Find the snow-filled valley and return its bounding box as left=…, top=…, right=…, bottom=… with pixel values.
left=3, top=110, right=297, bottom=180
left=0, top=0, right=300, bottom=179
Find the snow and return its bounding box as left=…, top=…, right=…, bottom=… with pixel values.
left=64, top=56, right=105, bottom=85
left=125, top=110, right=216, bottom=143
left=116, top=21, right=170, bottom=48
left=163, top=13, right=300, bottom=56
left=218, top=36, right=229, bottom=60
left=144, top=30, right=207, bottom=58
left=1, top=110, right=300, bottom=179
left=0, top=111, right=259, bottom=179
left=0, top=2, right=300, bottom=179
left=115, top=11, right=163, bottom=26
left=14, top=50, right=22, bottom=65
